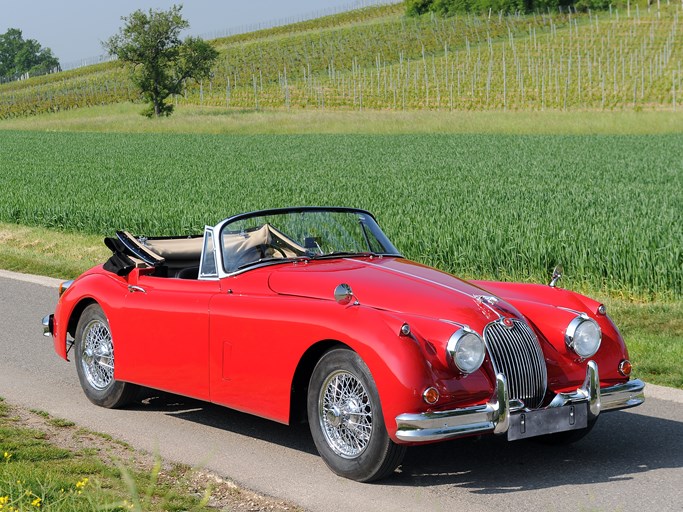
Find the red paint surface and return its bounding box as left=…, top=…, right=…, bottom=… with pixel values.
left=52, top=257, right=630, bottom=444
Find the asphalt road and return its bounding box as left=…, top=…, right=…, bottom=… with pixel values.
left=1, top=270, right=682, bottom=512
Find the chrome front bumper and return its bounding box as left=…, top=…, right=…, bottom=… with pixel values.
left=395, top=361, right=645, bottom=442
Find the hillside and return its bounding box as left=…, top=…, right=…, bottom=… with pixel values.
left=0, top=3, right=681, bottom=117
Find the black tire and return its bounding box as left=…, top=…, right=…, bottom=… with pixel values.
left=533, top=418, right=598, bottom=445
left=74, top=304, right=138, bottom=408
left=307, top=348, right=406, bottom=482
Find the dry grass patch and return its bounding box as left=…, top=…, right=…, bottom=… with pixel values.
left=0, top=223, right=107, bottom=279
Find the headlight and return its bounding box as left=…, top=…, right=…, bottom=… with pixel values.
left=565, top=314, right=602, bottom=358
left=446, top=328, right=486, bottom=374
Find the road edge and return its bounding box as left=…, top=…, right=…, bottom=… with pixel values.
left=2, top=268, right=681, bottom=404
left=0, top=269, right=62, bottom=288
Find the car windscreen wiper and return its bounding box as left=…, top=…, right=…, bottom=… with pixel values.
left=310, top=251, right=378, bottom=260
left=235, top=256, right=310, bottom=272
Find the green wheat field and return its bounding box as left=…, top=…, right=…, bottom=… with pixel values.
left=1, top=129, right=680, bottom=299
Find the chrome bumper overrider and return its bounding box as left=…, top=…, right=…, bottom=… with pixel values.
left=395, top=361, right=645, bottom=442
left=42, top=314, right=54, bottom=337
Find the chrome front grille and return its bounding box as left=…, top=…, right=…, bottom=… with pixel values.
left=484, top=320, right=547, bottom=409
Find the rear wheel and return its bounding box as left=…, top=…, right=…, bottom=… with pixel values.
left=74, top=304, right=138, bottom=408
left=307, top=348, right=405, bottom=482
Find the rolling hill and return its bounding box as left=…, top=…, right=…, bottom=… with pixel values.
left=0, top=3, right=680, bottom=116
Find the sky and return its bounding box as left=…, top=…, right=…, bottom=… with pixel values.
left=1, top=0, right=392, bottom=66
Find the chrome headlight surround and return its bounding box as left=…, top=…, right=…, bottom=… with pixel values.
left=446, top=327, right=486, bottom=374
left=565, top=314, right=602, bottom=358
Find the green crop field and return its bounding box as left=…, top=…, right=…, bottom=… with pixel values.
left=1, top=4, right=681, bottom=117
left=1, top=130, right=680, bottom=299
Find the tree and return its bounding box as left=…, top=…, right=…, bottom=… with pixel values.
left=104, top=4, right=218, bottom=117
left=0, top=28, right=60, bottom=78
left=405, top=0, right=434, bottom=15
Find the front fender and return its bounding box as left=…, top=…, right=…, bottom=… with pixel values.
left=316, top=306, right=494, bottom=443
left=473, top=281, right=630, bottom=390
left=52, top=268, right=127, bottom=360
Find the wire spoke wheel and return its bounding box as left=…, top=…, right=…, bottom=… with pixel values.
left=80, top=319, right=114, bottom=390
left=74, top=303, right=138, bottom=409
left=308, top=348, right=406, bottom=482
left=319, top=370, right=373, bottom=458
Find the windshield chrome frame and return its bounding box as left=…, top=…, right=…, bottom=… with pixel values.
left=210, top=206, right=402, bottom=278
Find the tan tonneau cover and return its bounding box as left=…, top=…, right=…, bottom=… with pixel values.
left=145, top=237, right=203, bottom=260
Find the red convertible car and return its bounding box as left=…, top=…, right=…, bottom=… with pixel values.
left=42, top=207, right=644, bottom=482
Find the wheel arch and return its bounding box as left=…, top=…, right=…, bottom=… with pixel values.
left=67, top=298, right=99, bottom=339
left=289, top=339, right=351, bottom=425
left=284, top=309, right=438, bottom=436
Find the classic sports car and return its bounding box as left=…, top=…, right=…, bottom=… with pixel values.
left=42, top=207, right=644, bottom=482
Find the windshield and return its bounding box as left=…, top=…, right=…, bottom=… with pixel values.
left=219, top=208, right=400, bottom=273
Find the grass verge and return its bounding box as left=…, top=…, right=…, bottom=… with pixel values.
left=1, top=222, right=680, bottom=390
left=0, top=397, right=298, bottom=511
left=605, top=300, right=683, bottom=389
left=0, top=223, right=108, bottom=280
left=1, top=103, right=682, bottom=135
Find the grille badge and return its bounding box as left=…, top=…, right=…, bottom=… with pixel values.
left=501, top=317, right=514, bottom=329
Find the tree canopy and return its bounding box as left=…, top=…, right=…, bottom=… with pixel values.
left=104, top=4, right=218, bottom=117
left=405, top=0, right=611, bottom=15
left=0, top=28, right=60, bottom=79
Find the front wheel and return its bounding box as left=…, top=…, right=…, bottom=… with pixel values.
left=307, top=348, right=406, bottom=482
left=74, top=304, right=138, bottom=408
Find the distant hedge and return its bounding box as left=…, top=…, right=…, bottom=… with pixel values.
left=405, top=0, right=612, bottom=15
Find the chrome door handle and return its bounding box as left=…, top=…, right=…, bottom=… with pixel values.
left=128, top=285, right=146, bottom=294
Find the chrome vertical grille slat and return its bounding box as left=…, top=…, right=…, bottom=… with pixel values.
left=484, top=320, right=547, bottom=409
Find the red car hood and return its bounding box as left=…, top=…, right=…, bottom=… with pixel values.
left=267, top=257, right=521, bottom=330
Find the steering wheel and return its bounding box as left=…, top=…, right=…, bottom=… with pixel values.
left=258, top=243, right=288, bottom=259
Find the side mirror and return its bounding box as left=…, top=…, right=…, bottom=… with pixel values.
left=549, top=264, right=563, bottom=288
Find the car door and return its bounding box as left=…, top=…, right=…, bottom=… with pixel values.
left=114, top=273, right=220, bottom=400
left=208, top=269, right=306, bottom=424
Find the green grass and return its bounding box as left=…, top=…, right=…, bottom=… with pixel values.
left=47, top=418, right=76, bottom=428
left=0, top=222, right=108, bottom=280
left=606, top=300, right=683, bottom=388
left=1, top=103, right=683, bottom=134
left=0, top=400, right=213, bottom=511
left=0, top=129, right=680, bottom=298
